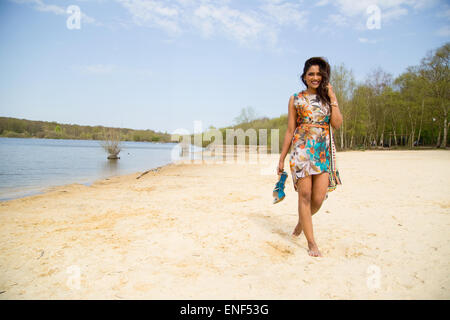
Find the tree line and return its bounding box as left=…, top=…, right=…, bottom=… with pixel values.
left=0, top=117, right=172, bottom=143
left=326, top=42, right=449, bottom=149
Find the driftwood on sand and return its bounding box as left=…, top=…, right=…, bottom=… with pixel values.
left=136, top=166, right=162, bottom=179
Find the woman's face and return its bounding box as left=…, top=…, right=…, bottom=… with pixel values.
left=304, top=65, right=322, bottom=89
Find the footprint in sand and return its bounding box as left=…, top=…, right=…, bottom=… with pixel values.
left=264, top=241, right=294, bottom=258
left=334, top=239, right=366, bottom=258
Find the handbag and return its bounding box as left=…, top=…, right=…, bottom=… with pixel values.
left=327, top=118, right=342, bottom=192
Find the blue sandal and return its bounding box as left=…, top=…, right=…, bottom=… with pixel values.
left=273, top=171, right=288, bottom=204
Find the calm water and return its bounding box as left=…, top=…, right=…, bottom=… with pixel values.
left=0, top=137, right=202, bottom=201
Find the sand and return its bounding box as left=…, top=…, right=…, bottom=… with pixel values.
left=0, top=149, right=449, bottom=299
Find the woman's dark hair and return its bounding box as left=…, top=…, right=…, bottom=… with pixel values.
left=300, top=57, right=331, bottom=106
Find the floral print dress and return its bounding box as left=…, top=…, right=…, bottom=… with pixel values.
left=289, top=91, right=334, bottom=192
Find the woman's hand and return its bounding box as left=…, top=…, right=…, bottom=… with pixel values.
left=326, top=83, right=337, bottom=100
left=277, top=160, right=284, bottom=175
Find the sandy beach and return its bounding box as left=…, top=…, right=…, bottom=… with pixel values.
left=0, top=149, right=449, bottom=299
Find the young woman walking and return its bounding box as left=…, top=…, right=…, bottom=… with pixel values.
left=277, top=57, right=343, bottom=257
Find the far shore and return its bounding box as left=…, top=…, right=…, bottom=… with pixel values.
left=0, top=149, right=449, bottom=299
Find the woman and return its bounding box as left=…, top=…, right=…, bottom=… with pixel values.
left=277, top=57, right=343, bottom=257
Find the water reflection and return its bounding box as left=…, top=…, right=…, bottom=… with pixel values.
left=101, top=158, right=120, bottom=178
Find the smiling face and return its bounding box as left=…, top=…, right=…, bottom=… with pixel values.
left=304, top=65, right=322, bottom=90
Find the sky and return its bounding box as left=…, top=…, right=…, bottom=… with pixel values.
left=0, top=0, right=449, bottom=134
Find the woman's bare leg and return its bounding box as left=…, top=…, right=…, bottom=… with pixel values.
left=292, top=172, right=328, bottom=257
left=291, top=175, right=322, bottom=257
left=311, top=172, right=329, bottom=213
left=292, top=176, right=311, bottom=237
left=293, top=172, right=329, bottom=236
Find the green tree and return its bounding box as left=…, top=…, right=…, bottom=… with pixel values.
left=419, top=42, right=449, bottom=148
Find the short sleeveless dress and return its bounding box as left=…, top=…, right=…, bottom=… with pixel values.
left=289, top=91, right=342, bottom=194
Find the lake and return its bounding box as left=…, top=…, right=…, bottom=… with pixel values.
left=0, top=137, right=202, bottom=201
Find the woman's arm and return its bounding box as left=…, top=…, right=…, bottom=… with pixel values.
left=327, top=84, right=343, bottom=130
left=277, top=95, right=296, bottom=174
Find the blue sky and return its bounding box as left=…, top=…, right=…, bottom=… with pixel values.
left=0, top=0, right=449, bottom=134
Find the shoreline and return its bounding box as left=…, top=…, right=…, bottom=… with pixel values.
left=0, top=160, right=179, bottom=203
left=2, top=147, right=449, bottom=203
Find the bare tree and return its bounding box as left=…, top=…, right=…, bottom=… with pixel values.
left=234, top=106, right=257, bottom=125
left=100, top=128, right=122, bottom=159
left=330, top=63, right=356, bottom=149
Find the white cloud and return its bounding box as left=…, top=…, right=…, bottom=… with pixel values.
left=324, top=0, right=440, bottom=29
left=379, top=6, right=408, bottom=22
left=11, top=0, right=64, bottom=14
left=10, top=0, right=100, bottom=25
left=111, top=0, right=309, bottom=48
left=116, top=0, right=181, bottom=35
left=328, top=13, right=349, bottom=27
left=315, top=0, right=330, bottom=6
left=403, top=0, right=439, bottom=10
left=259, top=0, right=308, bottom=29
left=358, top=37, right=378, bottom=43
left=193, top=4, right=265, bottom=44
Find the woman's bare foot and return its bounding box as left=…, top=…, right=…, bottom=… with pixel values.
left=307, top=242, right=322, bottom=257
left=292, top=221, right=303, bottom=237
